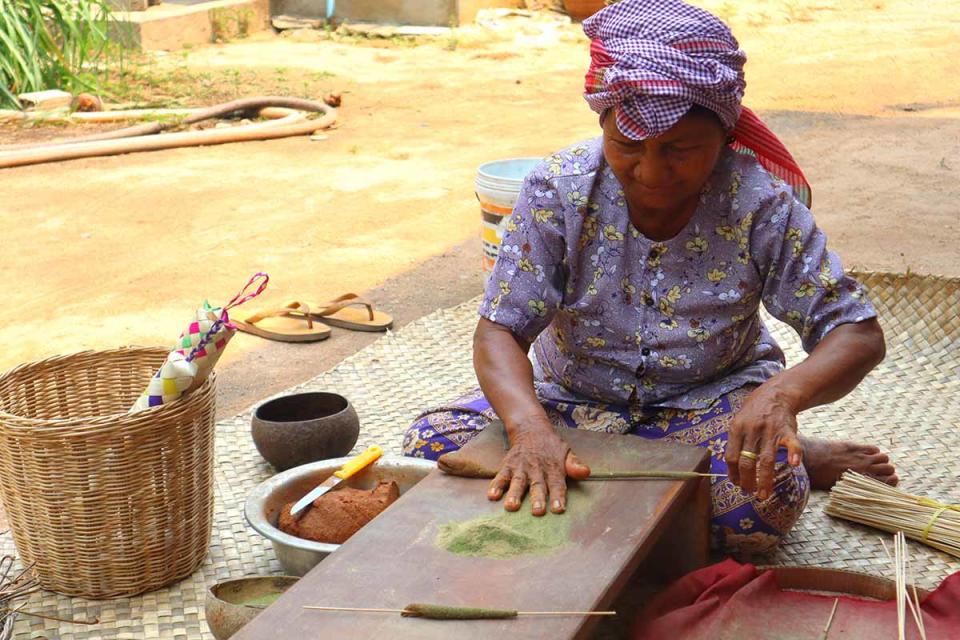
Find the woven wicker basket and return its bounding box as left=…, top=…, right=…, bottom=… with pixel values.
left=0, top=347, right=217, bottom=599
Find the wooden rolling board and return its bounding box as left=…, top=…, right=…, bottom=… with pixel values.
left=438, top=419, right=710, bottom=477
left=234, top=431, right=709, bottom=640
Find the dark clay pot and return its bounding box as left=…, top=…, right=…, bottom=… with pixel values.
left=251, top=392, right=359, bottom=471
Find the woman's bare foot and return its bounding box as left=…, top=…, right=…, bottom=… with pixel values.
left=800, top=436, right=899, bottom=490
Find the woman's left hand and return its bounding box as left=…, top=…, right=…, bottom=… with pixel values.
left=725, top=384, right=805, bottom=500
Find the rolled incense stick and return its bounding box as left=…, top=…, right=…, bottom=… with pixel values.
left=303, top=604, right=616, bottom=619
left=403, top=604, right=516, bottom=619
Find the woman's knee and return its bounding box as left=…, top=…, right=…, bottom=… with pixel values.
left=711, top=463, right=810, bottom=556
left=402, top=410, right=487, bottom=461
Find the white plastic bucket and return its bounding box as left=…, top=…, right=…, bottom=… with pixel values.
left=475, top=157, right=541, bottom=274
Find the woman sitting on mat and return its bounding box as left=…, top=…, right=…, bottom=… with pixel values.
left=403, top=0, right=897, bottom=554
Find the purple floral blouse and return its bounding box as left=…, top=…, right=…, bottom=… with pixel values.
left=479, top=138, right=876, bottom=410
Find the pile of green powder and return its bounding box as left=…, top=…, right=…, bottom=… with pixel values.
left=241, top=593, right=283, bottom=608
left=435, top=511, right=571, bottom=559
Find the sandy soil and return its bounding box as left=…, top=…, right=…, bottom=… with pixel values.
left=1, top=0, right=958, bottom=415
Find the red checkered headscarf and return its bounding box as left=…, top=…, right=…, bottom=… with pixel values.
left=584, top=0, right=811, bottom=207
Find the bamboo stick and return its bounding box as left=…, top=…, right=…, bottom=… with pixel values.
left=896, top=533, right=906, bottom=640
left=881, top=533, right=927, bottom=640
left=305, top=606, right=406, bottom=614
left=906, top=551, right=927, bottom=640
left=514, top=611, right=617, bottom=616
left=303, top=604, right=616, bottom=618
left=817, top=598, right=838, bottom=640
left=8, top=604, right=99, bottom=625
left=584, top=471, right=725, bottom=480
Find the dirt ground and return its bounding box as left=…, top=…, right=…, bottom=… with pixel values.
left=1, top=0, right=958, bottom=419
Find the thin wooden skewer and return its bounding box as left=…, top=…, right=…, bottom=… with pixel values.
left=8, top=604, right=99, bottom=625
left=881, top=533, right=926, bottom=640
left=880, top=536, right=905, bottom=640
left=898, top=533, right=927, bottom=640
left=303, top=605, right=616, bottom=617
left=305, top=607, right=407, bottom=614
left=896, top=533, right=906, bottom=640
left=584, top=471, right=725, bottom=480
left=818, top=598, right=839, bottom=640
left=512, top=611, right=617, bottom=616
left=906, top=551, right=927, bottom=640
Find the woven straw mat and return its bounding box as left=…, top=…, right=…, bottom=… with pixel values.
left=4, top=270, right=958, bottom=639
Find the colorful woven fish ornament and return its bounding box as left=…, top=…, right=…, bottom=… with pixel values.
left=130, top=273, right=269, bottom=412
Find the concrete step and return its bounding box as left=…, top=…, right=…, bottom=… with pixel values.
left=110, top=0, right=269, bottom=51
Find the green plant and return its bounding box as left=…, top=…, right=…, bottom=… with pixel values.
left=444, top=30, right=459, bottom=52
left=0, top=0, right=114, bottom=109
left=444, top=17, right=458, bottom=52
left=98, top=52, right=338, bottom=107
left=210, top=7, right=253, bottom=43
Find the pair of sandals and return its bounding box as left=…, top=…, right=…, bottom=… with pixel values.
left=234, top=294, right=393, bottom=342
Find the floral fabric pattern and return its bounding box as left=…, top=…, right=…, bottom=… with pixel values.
left=479, top=138, right=875, bottom=410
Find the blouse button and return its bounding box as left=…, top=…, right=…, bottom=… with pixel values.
left=641, top=347, right=651, bottom=356
left=645, top=297, right=655, bottom=307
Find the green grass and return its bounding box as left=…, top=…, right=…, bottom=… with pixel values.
left=100, top=54, right=338, bottom=107
left=0, top=0, right=115, bottom=109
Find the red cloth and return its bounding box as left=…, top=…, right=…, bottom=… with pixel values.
left=634, top=559, right=960, bottom=640
left=584, top=32, right=813, bottom=208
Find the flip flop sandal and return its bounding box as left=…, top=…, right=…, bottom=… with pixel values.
left=285, top=294, right=393, bottom=332
left=234, top=301, right=332, bottom=343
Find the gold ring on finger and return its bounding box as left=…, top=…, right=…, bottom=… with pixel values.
left=739, top=450, right=758, bottom=461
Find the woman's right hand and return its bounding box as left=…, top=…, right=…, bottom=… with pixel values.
left=487, top=423, right=591, bottom=516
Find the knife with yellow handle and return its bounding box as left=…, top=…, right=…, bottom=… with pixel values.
left=289, top=445, right=383, bottom=518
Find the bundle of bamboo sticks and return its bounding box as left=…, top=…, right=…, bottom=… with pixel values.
left=825, top=471, right=960, bottom=558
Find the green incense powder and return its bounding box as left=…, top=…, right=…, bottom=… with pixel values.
left=402, top=603, right=518, bottom=619
left=435, top=511, right=571, bottom=559
left=241, top=593, right=283, bottom=608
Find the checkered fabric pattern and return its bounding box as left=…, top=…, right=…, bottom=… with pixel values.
left=583, top=0, right=812, bottom=207
left=584, top=0, right=746, bottom=135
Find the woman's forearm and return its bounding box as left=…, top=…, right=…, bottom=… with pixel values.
left=474, top=318, right=591, bottom=514
left=473, top=318, right=553, bottom=438
left=763, top=318, right=886, bottom=413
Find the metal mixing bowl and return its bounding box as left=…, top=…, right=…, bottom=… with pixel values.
left=244, top=455, right=436, bottom=575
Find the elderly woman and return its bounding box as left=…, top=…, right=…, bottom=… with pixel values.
left=403, top=0, right=897, bottom=553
